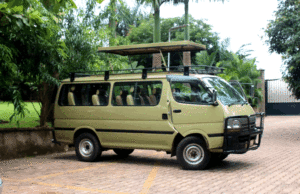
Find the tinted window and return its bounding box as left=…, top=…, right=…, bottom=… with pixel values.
left=112, top=81, right=162, bottom=106
left=58, top=83, right=110, bottom=106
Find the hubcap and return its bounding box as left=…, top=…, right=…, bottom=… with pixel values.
left=183, top=143, right=204, bottom=165
left=79, top=138, right=94, bottom=157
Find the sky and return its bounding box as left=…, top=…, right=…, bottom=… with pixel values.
left=158, top=0, right=283, bottom=80
left=75, top=0, right=283, bottom=80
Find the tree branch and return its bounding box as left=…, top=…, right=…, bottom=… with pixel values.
left=31, top=101, right=41, bottom=118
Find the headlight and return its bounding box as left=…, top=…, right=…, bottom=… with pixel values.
left=227, top=119, right=241, bottom=131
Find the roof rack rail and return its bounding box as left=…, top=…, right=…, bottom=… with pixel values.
left=68, top=65, right=224, bottom=82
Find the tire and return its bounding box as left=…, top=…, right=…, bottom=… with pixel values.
left=176, top=136, right=210, bottom=170
left=113, top=149, right=134, bottom=158
left=211, top=153, right=229, bottom=162
left=75, top=133, right=101, bottom=162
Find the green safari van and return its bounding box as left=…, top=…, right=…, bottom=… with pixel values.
left=52, top=41, right=264, bottom=170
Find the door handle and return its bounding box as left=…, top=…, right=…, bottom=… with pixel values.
left=162, top=114, right=168, bottom=120
left=173, top=109, right=181, bottom=113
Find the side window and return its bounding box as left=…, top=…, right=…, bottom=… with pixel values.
left=58, top=83, right=110, bottom=106
left=112, top=81, right=162, bottom=106
left=147, top=82, right=162, bottom=106
left=112, top=82, right=135, bottom=106
left=90, top=83, right=110, bottom=106
left=170, top=81, right=212, bottom=104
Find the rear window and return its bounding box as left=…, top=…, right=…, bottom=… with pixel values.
left=58, top=83, right=110, bottom=106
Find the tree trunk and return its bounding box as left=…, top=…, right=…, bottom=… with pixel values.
left=109, top=0, right=117, bottom=46
left=153, top=0, right=161, bottom=43
left=184, top=0, right=189, bottom=41
left=39, top=71, right=59, bottom=127
left=183, top=0, right=191, bottom=67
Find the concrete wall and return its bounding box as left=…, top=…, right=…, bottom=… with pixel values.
left=0, top=128, right=71, bottom=160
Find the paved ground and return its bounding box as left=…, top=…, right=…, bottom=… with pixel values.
left=1, top=116, right=300, bottom=194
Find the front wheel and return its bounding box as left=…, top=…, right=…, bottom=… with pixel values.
left=75, top=133, right=101, bottom=162
left=113, top=149, right=134, bottom=158
left=176, top=136, right=210, bottom=170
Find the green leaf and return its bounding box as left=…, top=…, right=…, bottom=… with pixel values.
left=22, top=17, right=29, bottom=26
left=0, top=3, right=8, bottom=10
left=12, top=14, right=23, bottom=19
left=11, top=5, right=23, bottom=13
left=5, top=16, right=11, bottom=22
left=16, top=20, right=23, bottom=28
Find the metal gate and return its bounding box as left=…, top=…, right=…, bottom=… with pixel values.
left=265, top=79, right=300, bottom=115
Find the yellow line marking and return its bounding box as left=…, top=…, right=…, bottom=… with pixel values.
left=2, top=178, right=27, bottom=182
left=3, top=178, right=129, bottom=194
left=4, top=152, right=165, bottom=194
left=23, top=163, right=112, bottom=182
left=31, top=181, right=129, bottom=194
left=139, top=164, right=160, bottom=194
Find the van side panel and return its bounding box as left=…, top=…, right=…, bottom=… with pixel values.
left=54, top=80, right=176, bottom=151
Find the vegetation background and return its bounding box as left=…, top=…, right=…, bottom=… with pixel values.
left=2, top=0, right=293, bottom=127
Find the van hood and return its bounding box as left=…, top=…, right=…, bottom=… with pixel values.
left=222, top=103, right=255, bottom=118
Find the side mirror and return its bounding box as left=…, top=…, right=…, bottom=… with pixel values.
left=212, top=90, right=219, bottom=106
left=248, top=97, right=253, bottom=106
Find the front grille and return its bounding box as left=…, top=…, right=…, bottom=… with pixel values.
left=240, top=115, right=256, bottom=132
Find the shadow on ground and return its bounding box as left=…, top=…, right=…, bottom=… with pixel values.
left=52, top=151, right=256, bottom=172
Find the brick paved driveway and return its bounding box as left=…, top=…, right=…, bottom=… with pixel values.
left=1, top=116, right=300, bottom=194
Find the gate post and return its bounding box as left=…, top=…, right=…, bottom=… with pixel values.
left=257, top=69, right=265, bottom=113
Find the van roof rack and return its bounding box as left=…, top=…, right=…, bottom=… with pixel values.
left=69, top=41, right=223, bottom=82
left=69, top=65, right=224, bottom=82
left=97, top=41, right=206, bottom=55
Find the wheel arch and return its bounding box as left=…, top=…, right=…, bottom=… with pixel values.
left=171, top=132, right=210, bottom=156
left=73, top=127, right=101, bottom=146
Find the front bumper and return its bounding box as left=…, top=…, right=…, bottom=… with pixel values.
left=223, top=112, right=265, bottom=154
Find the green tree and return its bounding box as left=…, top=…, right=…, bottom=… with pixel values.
left=195, top=38, right=232, bottom=67
left=98, top=1, right=146, bottom=38
left=60, top=4, right=103, bottom=79
left=265, top=0, right=300, bottom=99
left=128, top=16, right=220, bottom=67
left=115, top=3, right=146, bottom=37
left=98, top=0, right=144, bottom=46
left=92, top=0, right=137, bottom=70
left=0, top=0, right=75, bottom=126
left=195, top=51, right=217, bottom=66
left=217, top=53, right=263, bottom=107
left=170, top=0, right=225, bottom=41
left=137, top=0, right=175, bottom=43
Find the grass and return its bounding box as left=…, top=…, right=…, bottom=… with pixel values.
left=0, top=101, right=41, bottom=128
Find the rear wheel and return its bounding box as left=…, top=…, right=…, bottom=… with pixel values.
left=113, top=149, right=134, bottom=158
left=75, top=133, right=101, bottom=162
left=176, top=136, right=210, bottom=170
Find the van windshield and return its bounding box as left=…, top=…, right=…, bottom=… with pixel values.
left=202, top=77, right=246, bottom=106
